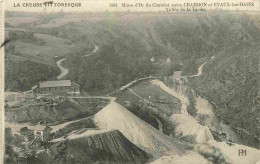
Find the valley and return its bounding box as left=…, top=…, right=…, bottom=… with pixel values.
left=4, top=10, right=260, bottom=164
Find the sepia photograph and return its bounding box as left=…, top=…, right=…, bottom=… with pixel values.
left=1, top=0, right=260, bottom=163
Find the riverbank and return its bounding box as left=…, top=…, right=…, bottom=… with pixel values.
left=183, top=57, right=259, bottom=149
left=162, top=71, right=259, bottom=149
left=193, top=90, right=260, bottom=149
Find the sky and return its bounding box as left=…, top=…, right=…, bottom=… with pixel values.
left=4, top=0, right=260, bottom=13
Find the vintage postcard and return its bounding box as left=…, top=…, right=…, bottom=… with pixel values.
left=1, top=0, right=260, bottom=163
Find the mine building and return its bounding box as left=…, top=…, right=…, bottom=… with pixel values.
left=32, top=80, right=80, bottom=95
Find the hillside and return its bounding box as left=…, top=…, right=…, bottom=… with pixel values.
left=49, top=11, right=259, bottom=96
left=116, top=80, right=181, bottom=133
left=5, top=11, right=260, bottom=95
left=5, top=28, right=74, bottom=91
left=94, top=101, right=184, bottom=156
left=5, top=60, right=59, bottom=92
left=189, top=43, right=260, bottom=137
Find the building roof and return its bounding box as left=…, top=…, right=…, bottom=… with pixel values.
left=35, top=95, right=44, bottom=99
left=39, top=80, right=71, bottom=88
left=71, top=82, right=80, bottom=86
left=26, top=94, right=35, bottom=99
left=32, top=85, right=37, bottom=90
left=27, top=125, right=46, bottom=131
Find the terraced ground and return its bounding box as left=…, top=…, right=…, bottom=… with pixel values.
left=5, top=98, right=110, bottom=125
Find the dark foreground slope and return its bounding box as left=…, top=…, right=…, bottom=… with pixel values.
left=29, top=130, right=151, bottom=164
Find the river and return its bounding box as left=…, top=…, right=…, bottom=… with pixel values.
left=161, top=59, right=258, bottom=148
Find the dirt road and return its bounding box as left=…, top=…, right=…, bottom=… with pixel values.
left=56, top=58, right=68, bottom=79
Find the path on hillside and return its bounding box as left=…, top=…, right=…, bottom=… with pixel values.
left=189, top=56, right=215, bottom=77
left=189, top=62, right=207, bottom=77
left=6, top=117, right=92, bottom=134
left=51, top=129, right=110, bottom=142
left=82, top=45, right=99, bottom=58
left=56, top=58, right=68, bottom=79
left=50, top=116, right=93, bottom=133
left=120, top=77, right=157, bottom=91
left=56, top=45, right=99, bottom=79
left=128, top=88, right=152, bottom=104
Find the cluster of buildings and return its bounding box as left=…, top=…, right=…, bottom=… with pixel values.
left=20, top=126, right=52, bottom=143
left=28, top=80, right=80, bottom=102
left=5, top=80, right=80, bottom=107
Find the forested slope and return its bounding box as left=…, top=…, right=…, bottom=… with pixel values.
left=190, top=43, right=260, bottom=137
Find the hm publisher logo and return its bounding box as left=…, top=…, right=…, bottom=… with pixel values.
left=238, top=149, right=246, bottom=156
